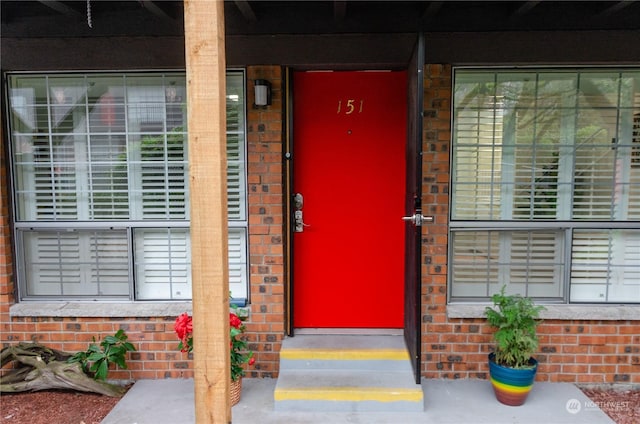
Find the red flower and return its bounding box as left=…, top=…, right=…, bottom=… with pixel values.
left=248, top=357, right=256, bottom=366
left=229, top=313, right=242, bottom=329
left=174, top=313, right=193, bottom=352
left=174, top=313, right=192, bottom=341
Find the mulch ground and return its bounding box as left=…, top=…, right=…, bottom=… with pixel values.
left=580, top=388, right=639, bottom=424
left=1, top=390, right=123, bottom=424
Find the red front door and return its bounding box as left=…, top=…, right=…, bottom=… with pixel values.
left=293, top=71, right=407, bottom=328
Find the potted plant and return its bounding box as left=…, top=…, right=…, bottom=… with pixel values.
left=484, top=286, right=545, bottom=406
left=174, top=305, right=255, bottom=406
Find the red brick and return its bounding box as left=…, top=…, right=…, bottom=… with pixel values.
left=562, top=364, right=589, bottom=374
left=590, top=365, right=617, bottom=374
left=563, top=345, right=590, bottom=354
left=577, top=374, right=605, bottom=383
left=591, top=345, right=618, bottom=354
left=579, top=335, right=607, bottom=345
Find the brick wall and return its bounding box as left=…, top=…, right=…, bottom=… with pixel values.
left=4, top=316, right=188, bottom=380
left=422, top=317, right=639, bottom=384
left=0, top=136, right=188, bottom=379
left=244, top=65, right=286, bottom=378
left=0, top=66, right=285, bottom=381
left=420, top=64, right=640, bottom=385
left=1, top=64, right=637, bottom=385
left=0, top=88, right=189, bottom=380
left=0, top=122, right=14, bottom=348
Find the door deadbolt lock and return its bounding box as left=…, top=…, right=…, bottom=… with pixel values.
left=294, top=210, right=305, bottom=232
left=293, top=193, right=308, bottom=232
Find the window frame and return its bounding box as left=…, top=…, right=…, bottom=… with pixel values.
left=6, top=69, right=249, bottom=303
left=448, top=67, right=640, bottom=305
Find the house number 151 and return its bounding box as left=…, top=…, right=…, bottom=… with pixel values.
left=337, top=99, right=364, bottom=114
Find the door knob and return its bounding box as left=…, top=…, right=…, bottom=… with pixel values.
left=402, top=213, right=432, bottom=226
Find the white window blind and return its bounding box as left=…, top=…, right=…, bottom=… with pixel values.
left=226, top=73, right=248, bottom=302
left=9, top=71, right=249, bottom=301
left=226, top=73, right=247, bottom=222
left=23, top=230, right=129, bottom=297
left=571, top=230, right=640, bottom=302
left=452, top=73, right=504, bottom=221
left=134, top=228, right=191, bottom=300
left=451, top=69, right=640, bottom=303
left=228, top=229, right=248, bottom=300
left=451, top=230, right=563, bottom=299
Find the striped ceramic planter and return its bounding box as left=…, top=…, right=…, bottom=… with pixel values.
left=488, top=353, right=538, bottom=406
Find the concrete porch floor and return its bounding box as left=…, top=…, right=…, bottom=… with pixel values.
left=101, top=378, right=614, bottom=424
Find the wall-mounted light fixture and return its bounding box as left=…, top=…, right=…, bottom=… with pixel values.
left=254, top=79, right=272, bottom=107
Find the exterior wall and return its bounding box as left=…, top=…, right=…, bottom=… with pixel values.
left=0, top=35, right=189, bottom=380
left=0, top=65, right=285, bottom=381
left=1, top=316, right=187, bottom=380
left=0, top=124, right=15, bottom=349
left=244, top=66, right=286, bottom=378
left=420, top=64, right=640, bottom=385
left=420, top=64, right=453, bottom=379
left=1, top=62, right=638, bottom=385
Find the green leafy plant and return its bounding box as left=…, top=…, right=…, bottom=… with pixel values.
left=484, top=286, right=545, bottom=369
left=229, top=305, right=255, bottom=382
left=68, top=329, right=136, bottom=381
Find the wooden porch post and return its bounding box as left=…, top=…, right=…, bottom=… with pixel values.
left=183, top=1, right=230, bottom=423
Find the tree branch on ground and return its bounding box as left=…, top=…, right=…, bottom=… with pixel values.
left=1, top=343, right=125, bottom=397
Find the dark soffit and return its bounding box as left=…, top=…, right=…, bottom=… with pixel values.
left=2, top=1, right=639, bottom=39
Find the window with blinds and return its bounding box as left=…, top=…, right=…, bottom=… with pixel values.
left=8, top=71, right=248, bottom=301
left=451, top=69, right=640, bottom=303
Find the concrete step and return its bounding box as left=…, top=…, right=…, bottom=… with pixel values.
left=274, top=335, right=423, bottom=413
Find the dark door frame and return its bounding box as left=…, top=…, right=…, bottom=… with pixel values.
left=284, top=35, right=424, bottom=343
left=403, top=33, right=425, bottom=384
left=285, top=68, right=294, bottom=336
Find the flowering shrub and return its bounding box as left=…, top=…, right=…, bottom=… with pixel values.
left=174, top=310, right=255, bottom=381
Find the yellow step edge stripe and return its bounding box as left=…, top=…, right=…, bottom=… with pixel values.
left=274, top=386, right=423, bottom=403
left=280, top=349, right=410, bottom=361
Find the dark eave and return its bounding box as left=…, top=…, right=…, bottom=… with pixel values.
left=2, top=1, right=639, bottom=70
left=38, top=0, right=84, bottom=18
left=2, top=1, right=640, bottom=39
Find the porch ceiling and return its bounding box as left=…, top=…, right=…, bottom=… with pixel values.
left=1, top=1, right=639, bottom=38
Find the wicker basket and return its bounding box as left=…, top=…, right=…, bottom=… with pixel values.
left=230, top=378, right=242, bottom=406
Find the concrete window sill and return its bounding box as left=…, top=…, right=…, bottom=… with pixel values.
left=9, top=302, right=193, bottom=318
left=447, top=304, right=640, bottom=321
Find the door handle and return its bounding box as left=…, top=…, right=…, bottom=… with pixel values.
left=402, top=213, right=433, bottom=226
